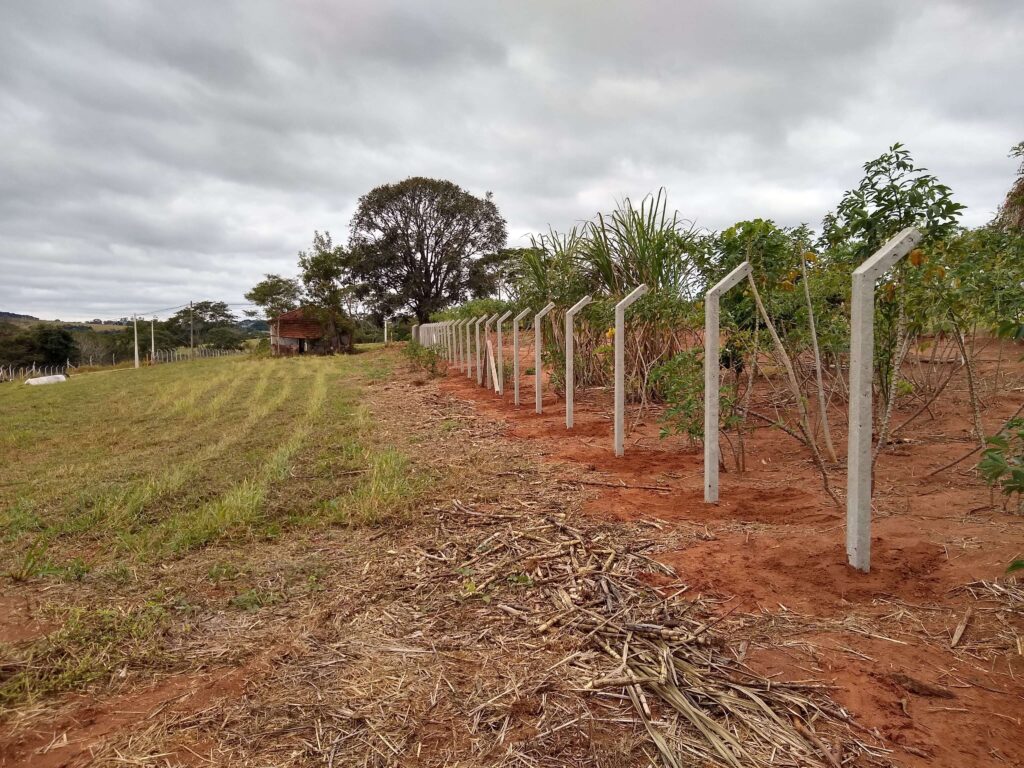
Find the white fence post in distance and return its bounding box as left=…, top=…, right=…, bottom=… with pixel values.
left=704, top=261, right=751, bottom=503
left=495, top=310, right=512, bottom=395
left=483, top=314, right=498, bottom=389
left=614, top=285, right=648, bottom=457
left=847, top=227, right=922, bottom=572
left=534, top=302, right=556, bottom=414
left=512, top=308, right=531, bottom=406
left=565, top=295, right=593, bottom=429
left=475, top=316, right=485, bottom=385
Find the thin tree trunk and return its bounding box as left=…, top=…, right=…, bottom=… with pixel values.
left=746, top=274, right=839, bottom=505
left=800, top=254, right=837, bottom=462
left=953, top=324, right=986, bottom=450
left=873, top=307, right=909, bottom=466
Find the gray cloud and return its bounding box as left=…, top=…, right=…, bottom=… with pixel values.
left=1, top=0, right=1022, bottom=319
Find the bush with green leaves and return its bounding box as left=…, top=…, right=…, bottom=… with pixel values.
left=402, top=342, right=443, bottom=376
left=979, top=417, right=1024, bottom=513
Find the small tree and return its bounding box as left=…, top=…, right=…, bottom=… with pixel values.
left=298, top=231, right=354, bottom=353
left=244, top=274, right=301, bottom=319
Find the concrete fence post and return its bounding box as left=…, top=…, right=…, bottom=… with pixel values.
left=495, top=309, right=513, bottom=395
left=411, top=324, right=419, bottom=345
left=465, top=320, right=474, bottom=379
left=534, top=302, right=556, bottom=414
left=847, top=227, right=922, bottom=572
left=614, top=285, right=648, bottom=457
left=450, top=320, right=460, bottom=369
left=565, top=295, right=593, bottom=428
left=704, top=262, right=751, bottom=503
left=460, top=319, right=469, bottom=370
left=133, top=316, right=140, bottom=369
left=512, top=308, right=531, bottom=406
left=483, top=314, right=499, bottom=389
left=474, top=316, right=485, bottom=385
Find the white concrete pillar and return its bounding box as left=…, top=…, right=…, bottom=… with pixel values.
left=847, top=227, right=922, bottom=572
left=411, top=324, right=419, bottom=344
left=512, top=308, right=531, bottom=406
left=475, top=316, right=485, bottom=385
left=133, top=316, right=140, bottom=369
left=704, top=262, right=751, bottom=503
left=534, top=302, right=556, bottom=413
left=483, top=314, right=499, bottom=389
left=495, top=310, right=512, bottom=395
left=465, top=320, right=474, bottom=379
left=614, top=285, right=648, bottom=457
left=565, top=295, right=593, bottom=428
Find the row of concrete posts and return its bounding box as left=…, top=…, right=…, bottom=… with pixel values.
left=411, top=227, right=921, bottom=573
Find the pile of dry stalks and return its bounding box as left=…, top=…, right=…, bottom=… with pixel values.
left=415, top=499, right=891, bottom=768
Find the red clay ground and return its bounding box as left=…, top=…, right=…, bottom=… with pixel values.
left=439, top=343, right=1024, bottom=768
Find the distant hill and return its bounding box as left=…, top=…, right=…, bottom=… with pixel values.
left=0, top=311, right=39, bottom=321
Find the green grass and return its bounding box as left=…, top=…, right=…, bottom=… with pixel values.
left=1, top=352, right=417, bottom=566
left=0, top=350, right=426, bottom=712
left=0, top=602, right=172, bottom=708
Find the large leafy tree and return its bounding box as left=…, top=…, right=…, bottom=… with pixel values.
left=348, top=177, right=507, bottom=322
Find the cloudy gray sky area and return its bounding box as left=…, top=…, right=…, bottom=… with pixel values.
left=1, top=1, right=1022, bottom=320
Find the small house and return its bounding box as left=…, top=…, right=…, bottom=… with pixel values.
left=270, top=308, right=349, bottom=355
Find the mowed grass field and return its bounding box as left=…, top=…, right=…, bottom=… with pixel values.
left=0, top=351, right=420, bottom=712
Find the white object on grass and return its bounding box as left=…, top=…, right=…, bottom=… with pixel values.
left=26, top=375, right=67, bottom=386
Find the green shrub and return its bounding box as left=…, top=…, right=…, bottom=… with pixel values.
left=979, top=417, right=1024, bottom=512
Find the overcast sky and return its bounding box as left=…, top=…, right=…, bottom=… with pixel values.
left=1, top=1, right=1022, bottom=320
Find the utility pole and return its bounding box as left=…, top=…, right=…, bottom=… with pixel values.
left=189, top=301, right=194, bottom=360
left=150, top=318, right=156, bottom=365
left=133, top=315, right=140, bottom=369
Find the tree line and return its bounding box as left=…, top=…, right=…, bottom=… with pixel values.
left=0, top=302, right=259, bottom=367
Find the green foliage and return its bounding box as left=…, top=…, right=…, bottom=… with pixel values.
left=650, top=349, right=744, bottom=445
left=348, top=177, right=508, bottom=322
left=0, top=602, right=170, bottom=708
left=996, top=140, right=1024, bottom=232
left=824, top=142, right=965, bottom=259
left=583, top=189, right=702, bottom=297
left=436, top=297, right=512, bottom=322
left=204, top=325, right=246, bottom=351
left=403, top=341, right=443, bottom=376
left=979, top=417, right=1024, bottom=512
left=0, top=322, right=78, bottom=366
left=298, top=231, right=355, bottom=352
left=244, top=274, right=302, bottom=318
left=650, top=350, right=706, bottom=442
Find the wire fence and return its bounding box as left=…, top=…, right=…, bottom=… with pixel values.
left=0, top=347, right=247, bottom=383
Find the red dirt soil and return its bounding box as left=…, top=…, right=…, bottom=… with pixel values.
left=439, top=342, right=1024, bottom=768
